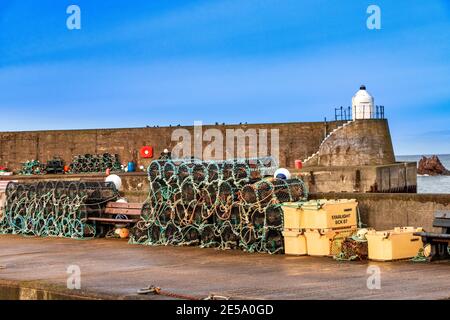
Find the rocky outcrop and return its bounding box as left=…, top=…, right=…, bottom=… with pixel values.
left=418, top=155, right=450, bottom=176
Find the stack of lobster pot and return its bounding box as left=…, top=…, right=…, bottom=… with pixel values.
left=130, top=157, right=308, bottom=254
left=0, top=180, right=119, bottom=238
left=69, top=153, right=123, bottom=173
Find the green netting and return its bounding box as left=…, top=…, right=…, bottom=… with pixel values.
left=19, top=160, right=46, bottom=175
left=69, top=153, right=123, bottom=174
left=0, top=181, right=119, bottom=238
left=130, top=157, right=308, bottom=254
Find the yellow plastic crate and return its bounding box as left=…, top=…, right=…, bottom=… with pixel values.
left=365, top=227, right=424, bottom=261
left=304, top=228, right=356, bottom=256
left=281, top=203, right=303, bottom=229
left=282, top=229, right=307, bottom=255
left=282, top=199, right=358, bottom=230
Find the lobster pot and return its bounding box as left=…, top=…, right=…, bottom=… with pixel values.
left=177, top=162, right=194, bottom=183
left=218, top=223, right=240, bottom=249
left=273, top=178, right=307, bottom=203
left=264, top=229, right=284, bottom=254
left=69, top=153, right=122, bottom=173
left=240, top=184, right=258, bottom=204
left=163, top=222, right=181, bottom=245
left=255, top=180, right=274, bottom=206
left=0, top=181, right=118, bottom=239
left=147, top=223, right=162, bottom=244
left=232, top=161, right=250, bottom=183
left=217, top=181, right=235, bottom=206
left=192, top=162, right=207, bottom=185
left=265, top=205, right=283, bottom=228
left=180, top=225, right=200, bottom=245
left=163, top=161, right=177, bottom=183
left=132, top=157, right=308, bottom=254
left=201, top=183, right=218, bottom=206
left=148, top=160, right=165, bottom=182
left=200, top=224, right=219, bottom=247
left=249, top=209, right=265, bottom=230
left=206, top=162, right=220, bottom=182
left=180, top=180, right=197, bottom=204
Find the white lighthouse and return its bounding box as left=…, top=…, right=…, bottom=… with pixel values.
left=352, top=85, right=374, bottom=120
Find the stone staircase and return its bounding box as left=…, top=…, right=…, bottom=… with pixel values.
left=302, top=120, right=354, bottom=165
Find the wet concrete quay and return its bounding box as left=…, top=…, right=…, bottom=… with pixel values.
left=0, top=234, right=449, bottom=300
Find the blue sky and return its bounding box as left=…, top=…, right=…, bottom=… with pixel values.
left=0, top=0, right=449, bottom=155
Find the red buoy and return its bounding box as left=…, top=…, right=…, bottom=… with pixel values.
left=294, top=160, right=303, bottom=169
left=140, top=146, right=153, bottom=158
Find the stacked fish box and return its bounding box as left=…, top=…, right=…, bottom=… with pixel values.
left=365, top=227, right=424, bottom=261
left=281, top=199, right=358, bottom=256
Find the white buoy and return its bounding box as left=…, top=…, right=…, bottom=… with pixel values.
left=105, top=174, right=122, bottom=191
left=116, top=198, right=128, bottom=203
left=274, top=168, right=291, bottom=180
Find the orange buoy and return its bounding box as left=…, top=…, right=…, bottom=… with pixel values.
left=119, top=228, right=129, bottom=239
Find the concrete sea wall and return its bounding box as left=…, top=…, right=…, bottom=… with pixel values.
left=307, top=119, right=396, bottom=167
left=0, top=119, right=394, bottom=171
left=299, top=162, right=417, bottom=193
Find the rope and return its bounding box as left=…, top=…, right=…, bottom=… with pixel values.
left=137, top=285, right=230, bottom=300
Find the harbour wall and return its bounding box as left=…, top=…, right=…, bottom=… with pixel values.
left=305, top=119, right=395, bottom=166
left=298, top=162, right=417, bottom=193
left=0, top=119, right=395, bottom=171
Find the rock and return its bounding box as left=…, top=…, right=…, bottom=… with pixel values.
left=417, top=155, right=450, bottom=176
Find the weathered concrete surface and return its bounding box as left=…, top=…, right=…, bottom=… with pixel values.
left=310, top=192, right=450, bottom=233
left=305, top=119, right=395, bottom=167
left=1, top=235, right=449, bottom=300
left=298, top=162, right=417, bottom=193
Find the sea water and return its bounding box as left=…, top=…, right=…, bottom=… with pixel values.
left=396, top=154, right=450, bottom=194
